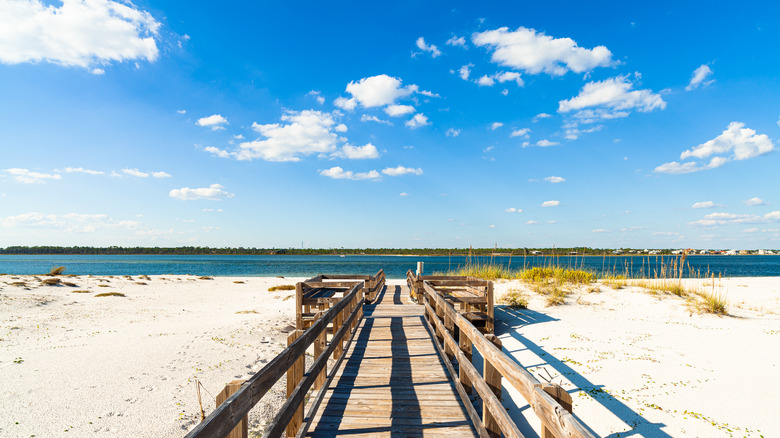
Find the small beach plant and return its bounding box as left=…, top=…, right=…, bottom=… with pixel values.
left=48, top=266, right=66, bottom=276
left=502, top=288, right=528, bottom=309
left=95, top=292, right=126, bottom=297
left=269, top=285, right=295, bottom=291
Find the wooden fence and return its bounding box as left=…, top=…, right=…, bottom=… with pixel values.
left=295, top=269, right=384, bottom=330
left=184, top=281, right=365, bottom=438
left=407, top=270, right=494, bottom=333
left=421, top=280, right=596, bottom=438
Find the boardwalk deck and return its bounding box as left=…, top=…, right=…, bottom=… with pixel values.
left=305, top=284, right=478, bottom=437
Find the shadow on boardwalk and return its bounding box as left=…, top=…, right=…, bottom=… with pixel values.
left=494, top=306, right=673, bottom=438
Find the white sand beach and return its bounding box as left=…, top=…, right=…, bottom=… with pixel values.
left=1, top=274, right=779, bottom=437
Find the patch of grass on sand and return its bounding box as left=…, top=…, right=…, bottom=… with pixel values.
left=501, top=288, right=528, bottom=309
left=533, top=283, right=568, bottom=306
left=283, top=295, right=294, bottom=301
left=697, top=291, right=728, bottom=315
left=41, top=278, right=61, bottom=286
left=269, top=285, right=295, bottom=292
left=235, top=310, right=259, bottom=314
left=233, top=280, right=245, bottom=284
left=135, top=282, right=147, bottom=285
left=98, top=284, right=110, bottom=287
left=199, top=276, right=214, bottom=280
left=11, top=281, right=27, bottom=287
left=601, top=275, right=628, bottom=289
left=48, top=266, right=66, bottom=276
left=521, top=267, right=593, bottom=285
left=634, top=279, right=691, bottom=297
left=72, top=290, right=91, bottom=293
left=95, top=292, right=125, bottom=297
left=62, top=282, right=78, bottom=287
left=452, top=263, right=516, bottom=280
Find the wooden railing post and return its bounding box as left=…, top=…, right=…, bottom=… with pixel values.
left=295, top=283, right=303, bottom=330
left=484, top=334, right=503, bottom=438
left=541, top=383, right=573, bottom=438
left=216, top=380, right=247, bottom=438
left=444, top=312, right=455, bottom=361
left=459, top=328, right=473, bottom=394
left=286, top=329, right=305, bottom=437
left=333, top=306, right=344, bottom=359
left=313, top=310, right=326, bottom=390
left=487, top=281, right=495, bottom=333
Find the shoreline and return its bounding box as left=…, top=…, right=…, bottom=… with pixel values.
left=1, top=274, right=778, bottom=437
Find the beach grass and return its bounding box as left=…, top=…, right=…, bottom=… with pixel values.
left=41, top=278, right=61, bottom=286
left=48, top=266, right=66, bottom=276
left=95, top=292, right=126, bottom=297
left=697, top=291, right=728, bottom=315
left=501, top=288, right=528, bottom=309
left=268, top=285, right=295, bottom=292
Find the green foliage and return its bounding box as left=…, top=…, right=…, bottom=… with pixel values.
left=698, top=291, right=728, bottom=315
left=502, top=288, right=528, bottom=309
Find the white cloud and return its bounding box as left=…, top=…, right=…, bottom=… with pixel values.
left=472, top=27, right=613, bottom=76
left=510, top=128, right=530, bottom=138
left=307, top=90, right=325, bottom=104
left=446, top=36, right=466, bottom=47
left=501, top=89, right=509, bottom=96
left=777, top=116, right=780, bottom=127
left=541, top=200, right=560, bottom=207
left=91, top=68, right=104, bottom=75
left=494, top=71, right=523, bottom=86
left=655, top=122, right=774, bottom=174
left=533, top=113, right=552, bottom=121
left=0, top=0, right=160, bottom=69
left=177, top=110, right=186, bottom=114
left=592, top=229, right=610, bottom=233
left=400, top=192, right=409, bottom=197
left=236, top=110, right=343, bottom=162
left=686, top=65, right=714, bottom=91
left=122, top=168, right=148, bottom=177
left=745, top=197, right=766, bottom=206
left=319, top=167, right=381, bottom=181
left=360, top=114, right=391, bottom=125
left=458, top=64, right=473, bottom=81
left=489, top=224, right=496, bottom=228
left=544, top=176, right=565, bottom=183
left=169, top=184, right=234, bottom=201
left=415, top=37, right=441, bottom=57
left=197, top=114, right=228, bottom=130
left=558, top=76, right=666, bottom=121
left=688, top=212, right=758, bottom=227
left=692, top=201, right=722, bottom=209
left=505, top=208, right=523, bottom=213
left=477, top=75, right=495, bottom=86
left=382, top=166, right=423, bottom=176
left=522, top=141, right=530, bottom=147
left=331, top=143, right=380, bottom=160
left=405, top=113, right=430, bottom=129
left=526, top=220, right=539, bottom=225
left=152, top=171, right=171, bottom=178
left=446, top=128, right=461, bottom=137
left=335, top=74, right=418, bottom=109
left=1, top=211, right=144, bottom=233
left=4, top=168, right=61, bottom=183
left=563, top=124, right=603, bottom=140
left=65, top=167, right=104, bottom=175
left=536, top=139, right=559, bottom=147
left=204, top=146, right=230, bottom=158
left=490, top=122, right=503, bottom=130
left=385, top=104, right=415, bottom=117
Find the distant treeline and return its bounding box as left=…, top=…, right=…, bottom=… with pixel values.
left=0, top=246, right=682, bottom=256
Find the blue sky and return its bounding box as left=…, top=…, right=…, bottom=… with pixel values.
left=1, top=0, right=779, bottom=249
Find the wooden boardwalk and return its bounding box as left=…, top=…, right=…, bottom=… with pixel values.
left=305, top=284, right=478, bottom=437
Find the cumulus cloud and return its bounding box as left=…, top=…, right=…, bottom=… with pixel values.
left=535, top=139, right=559, bottom=147
left=446, top=36, right=466, bottom=47
left=331, top=143, right=380, bottom=160
left=415, top=37, right=441, bottom=57
left=4, top=168, right=61, bottom=183
left=533, top=113, right=552, bottom=121
left=477, top=75, right=495, bottom=87
left=744, top=197, right=766, bottom=206
left=235, top=110, right=342, bottom=162
left=204, top=146, right=230, bottom=158
left=405, top=113, right=430, bottom=129
left=307, top=90, right=325, bottom=104
left=558, top=76, right=666, bottom=121
left=385, top=104, right=415, bottom=117
left=655, top=122, right=774, bottom=174
left=152, top=171, right=171, bottom=178
left=360, top=114, right=391, bottom=125
left=688, top=212, right=759, bottom=227
left=541, top=200, right=560, bottom=207
left=472, top=27, right=613, bottom=76
left=544, top=176, right=565, bottom=183
left=692, top=201, right=722, bottom=209
left=382, top=166, right=423, bottom=176
left=123, top=168, right=168, bottom=178
left=65, top=167, right=104, bottom=175
left=0, top=0, right=160, bottom=69
left=334, top=74, right=418, bottom=110
left=458, top=64, right=473, bottom=81
left=197, top=114, right=228, bottom=130
left=446, top=128, right=461, bottom=137
left=400, top=192, right=409, bottom=197
left=490, top=122, right=503, bottom=130
left=510, top=128, right=530, bottom=138
left=169, top=184, right=234, bottom=201
left=686, top=65, right=714, bottom=91
left=505, top=208, right=522, bottom=213
left=319, top=167, right=381, bottom=181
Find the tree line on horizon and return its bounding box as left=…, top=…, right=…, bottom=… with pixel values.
left=0, top=245, right=686, bottom=256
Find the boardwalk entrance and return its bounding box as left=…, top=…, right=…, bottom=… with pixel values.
left=305, top=284, right=477, bottom=437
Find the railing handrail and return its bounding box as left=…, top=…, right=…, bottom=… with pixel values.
left=185, top=282, right=364, bottom=438
left=422, top=280, right=596, bottom=438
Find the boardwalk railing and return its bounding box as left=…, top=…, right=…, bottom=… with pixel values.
left=185, top=281, right=365, bottom=438
left=296, top=270, right=384, bottom=330
left=422, top=280, right=596, bottom=438
left=408, top=270, right=494, bottom=333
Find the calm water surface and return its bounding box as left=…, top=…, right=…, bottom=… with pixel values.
left=1, top=254, right=779, bottom=278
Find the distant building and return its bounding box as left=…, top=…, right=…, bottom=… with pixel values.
left=699, top=249, right=709, bottom=254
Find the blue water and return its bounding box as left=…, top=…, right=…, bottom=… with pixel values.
left=1, top=254, right=779, bottom=278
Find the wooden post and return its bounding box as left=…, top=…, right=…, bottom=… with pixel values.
left=286, top=329, right=305, bottom=437
left=487, top=281, right=494, bottom=333
left=295, top=283, right=303, bottom=330
left=459, top=329, right=473, bottom=394
left=417, top=261, right=424, bottom=275
left=541, top=383, right=573, bottom=438
left=444, top=313, right=455, bottom=361
left=215, top=380, right=247, bottom=438
left=483, top=334, right=503, bottom=438
left=333, top=307, right=344, bottom=360
left=434, top=295, right=444, bottom=346
left=313, top=310, right=327, bottom=390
